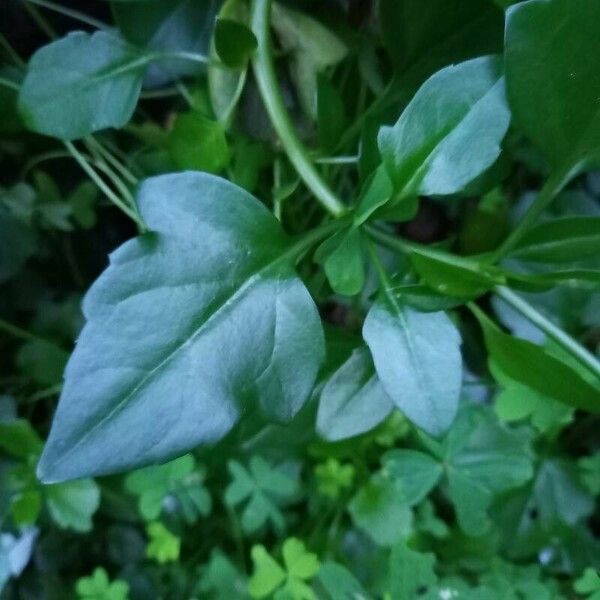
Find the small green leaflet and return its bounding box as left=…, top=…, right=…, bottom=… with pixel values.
left=124, top=453, right=211, bottom=522
left=248, top=538, right=320, bottom=600
left=316, top=562, right=368, bottom=600
left=575, top=568, right=600, bottom=600
left=473, top=306, right=600, bottom=413
left=348, top=474, right=413, bottom=546
left=37, top=173, right=325, bottom=482
left=0, top=205, right=35, bottom=284
left=505, top=0, right=600, bottom=177
left=386, top=542, right=437, bottom=599
left=145, top=522, right=180, bottom=564
left=363, top=298, right=462, bottom=436
left=509, top=217, right=600, bottom=263
left=45, top=479, right=100, bottom=532
left=224, top=457, right=299, bottom=534
left=409, top=246, right=505, bottom=299
left=19, top=31, right=147, bottom=140
left=378, top=56, right=510, bottom=201
left=317, top=347, right=393, bottom=441
left=215, top=18, right=257, bottom=68
left=76, top=567, right=129, bottom=600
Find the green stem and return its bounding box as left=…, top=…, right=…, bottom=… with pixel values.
left=364, top=224, right=424, bottom=254
left=490, top=169, right=570, bottom=262
left=85, top=137, right=139, bottom=186
left=0, top=77, right=20, bottom=92
left=494, top=286, right=600, bottom=380
left=64, top=141, right=143, bottom=228
left=250, top=0, right=347, bottom=218
left=0, top=319, right=41, bottom=342
left=290, top=217, right=351, bottom=263
left=21, top=0, right=109, bottom=30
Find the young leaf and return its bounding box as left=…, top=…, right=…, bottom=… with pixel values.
left=363, top=298, right=462, bottom=436
left=410, top=246, right=505, bottom=299
left=386, top=542, right=437, bottom=599
left=381, top=450, right=442, bottom=506
left=270, top=3, right=347, bottom=118
left=168, top=112, right=230, bottom=174
left=317, top=347, right=393, bottom=441
left=323, top=228, right=365, bottom=296
left=348, top=474, right=413, bottom=546
left=505, top=0, right=600, bottom=176
left=473, top=307, right=600, bottom=413
left=76, top=567, right=129, bottom=600
left=317, top=562, right=367, bottom=600
left=18, top=31, right=147, bottom=140
left=37, top=173, right=325, bottom=482
left=224, top=457, right=298, bottom=534
left=0, top=420, right=43, bottom=459
left=442, top=404, right=534, bottom=535
left=46, top=479, right=100, bottom=532
left=378, top=56, right=510, bottom=201
left=215, top=18, right=257, bottom=69
left=145, top=522, right=180, bottom=564
left=509, top=217, right=600, bottom=263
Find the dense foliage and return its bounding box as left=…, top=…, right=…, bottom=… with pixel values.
left=1, top=0, right=599, bottom=597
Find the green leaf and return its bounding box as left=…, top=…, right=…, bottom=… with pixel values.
left=363, top=298, right=462, bottom=436
left=18, top=31, right=147, bottom=140
left=168, top=112, right=230, bottom=174
left=199, top=550, right=248, bottom=598
left=46, top=479, right=100, bottom=532
left=314, top=459, right=355, bottom=500
left=387, top=541, right=437, bottom=599
left=112, top=0, right=217, bottom=86
left=224, top=457, right=298, bottom=534
left=248, top=545, right=286, bottom=599
left=281, top=538, right=320, bottom=581
left=379, top=0, right=503, bottom=79
left=317, top=346, right=393, bottom=441
left=215, top=18, right=257, bottom=68
left=0, top=419, right=43, bottom=459
left=125, top=453, right=210, bottom=521
left=474, top=307, right=600, bottom=413
left=316, top=562, right=367, bottom=600
left=37, top=173, right=324, bottom=482
left=11, top=491, right=42, bottom=526
left=16, top=340, right=69, bottom=387
left=209, top=0, right=250, bottom=123
left=348, top=474, right=413, bottom=546
left=441, top=404, right=534, bottom=536
left=145, top=521, right=180, bottom=564
left=509, top=217, right=600, bottom=263
left=379, top=56, right=510, bottom=201
left=579, top=453, right=600, bottom=496
left=505, top=0, right=600, bottom=176
left=575, top=568, right=600, bottom=598
left=390, top=284, right=465, bottom=313
left=317, top=74, right=346, bottom=153
left=270, top=3, right=347, bottom=118
left=76, top=567, right=130, bottom=600
left=354, top=166, right=394, bottom=226
left=381, top=450, right=442, bottom=505
left=409, top=246, right=505, bottom=299
left=0, top=204, right=35, bottom=283
left=323, top=228, right=365, bottom=296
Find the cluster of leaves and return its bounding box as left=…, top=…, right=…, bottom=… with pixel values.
left=0, top=0, right=599, bottom=597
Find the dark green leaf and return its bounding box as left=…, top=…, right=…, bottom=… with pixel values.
left=505, top=0, right=600, bottom=175
left=379, top=56, right=510, bottom=201
left=0, top=206, right=35, bottom=283
left=168, top=112, right=230, bottom=173
left=509, top=217, right=600, bottom=263
left=317, top=347, right=393, bottom=441
left=474, top=307, right=600, bottom=413
left=323, top=227, right=365, bottom=296
left=363, top=298, right=462, bottom=436
left=37, top=173, right=324, bottom=482
left=0, top=420, right=43, bottom=459
left=410, top=247, right=505, bottom=299
left=317, top=74, right=346, bottom=153
left=46, top=479, right=100, bottom=532
left=387, top=542, right=437, bottom=599
left=215, top=18, right=257, bottom=69
left=317, top=562, right=368, bottom=600
left=18, top=31, right=146, bottom=140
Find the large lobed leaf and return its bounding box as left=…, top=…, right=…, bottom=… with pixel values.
left=37, top=173, right=324, bottom=482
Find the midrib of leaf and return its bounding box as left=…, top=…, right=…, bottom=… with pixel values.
left=47, top=240, right=307, bottom=471
left=380, top=283, right=443, bottom=432
left=401, top=76, right=503, bottom=197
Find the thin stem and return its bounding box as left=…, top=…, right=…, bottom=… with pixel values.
left=494, top=286, right=600, bottom=380
left=0, top=77, right=20, bottom=92
left=290, top=217, right=351, bottom=263
left=0, top=34, right=25, bottom=66
left=22, top=2, right=57, bottom=39
left=151, top=50, right=226, bottom=71
left=0, top=319, right=41, bottom=342
left=64, top=141, right=143, bottom=227
left=250, top=0, right=346, bottom=218
left=364, top=224, right=423, bottom=254
left=85, top=137, right=139, bottom=186
left=490, top=169, right=570, bottom=262
left=21, top=0, right=109, bottom=30
left=314, top=155, right=359, bottom=165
